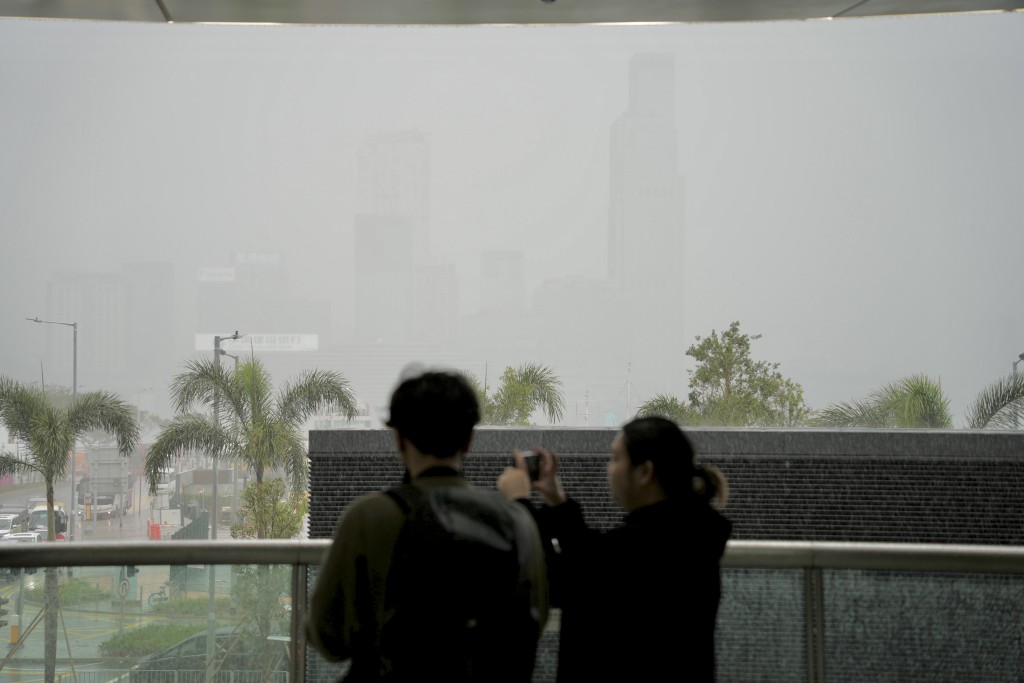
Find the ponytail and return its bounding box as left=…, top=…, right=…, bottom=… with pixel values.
left=621, top=416, right=728, bottom=509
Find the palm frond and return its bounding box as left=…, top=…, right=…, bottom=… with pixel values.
left=282, top=438, right=310, bottom=493
left=277, top=368, right=357, bottom=427
left=813, top=399, right=889, bottom=428
left=0, top=379, right=48, bottom=441
left=235, top=359, right=272, bottom=427
left=872, top=375, right=952, bottom=428
left=0, top=451, right=44, bottom=477
left=514, top=363, right=566, bottom=423
left=636, top=394, right=692, bottom=423
left=965, top=373, right=1024, bottom=429
left=29, top=405, right=74, bottom=482
left=67, top=391, right=140, bottom=456
left=171, top=358, right=240, bottom=417
left=240, top=417, right=301, bottom=483
left=146, top=413, right=231, bottom=493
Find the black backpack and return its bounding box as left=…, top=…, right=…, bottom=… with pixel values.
left=376, top=484, right=542, bottom=683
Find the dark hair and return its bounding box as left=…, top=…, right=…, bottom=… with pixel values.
left=386, top=371, right=480, bottom=459
left=621, top=416, right=728, bottom=509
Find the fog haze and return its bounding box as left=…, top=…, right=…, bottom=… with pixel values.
left=2, top=13, right=1022, bottom=427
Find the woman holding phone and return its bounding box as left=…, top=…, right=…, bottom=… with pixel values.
left=499, top=416, right=731, bottom=682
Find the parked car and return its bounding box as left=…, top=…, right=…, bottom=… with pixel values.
left=0, top=513, right=18, bottom=539
left=129, top=629, right=288, bottom=683
left=0, top=504, right=30, bottom=529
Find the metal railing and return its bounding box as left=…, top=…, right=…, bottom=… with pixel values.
left=4, top=540, right=1024, bottom=683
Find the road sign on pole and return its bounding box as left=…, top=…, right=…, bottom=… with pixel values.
left=118, top=579, right=130, bottom=600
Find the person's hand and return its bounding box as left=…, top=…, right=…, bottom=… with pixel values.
left=497, top=453, right=532, bottom=501
left=531, top=447, right=567, bottom=507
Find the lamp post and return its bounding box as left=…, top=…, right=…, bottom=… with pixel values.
left=207, top=331, right=241, bottom=683
left=211, top=332, right=243, bottom=541
left=1014, top=353, right=1024, bottom=430
left=26, top=316, right=78, bottom=541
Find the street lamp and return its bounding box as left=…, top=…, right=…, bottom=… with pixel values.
left=208, top=331, right=242, bottom=683
left=211, top=331, right=243, bottom=541
left=1013, top=353, right=1024, bottom=430
left=26, top=316, right=78, bottom=541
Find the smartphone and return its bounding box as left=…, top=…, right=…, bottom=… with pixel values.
left=520, top=450, right=541, bottom=481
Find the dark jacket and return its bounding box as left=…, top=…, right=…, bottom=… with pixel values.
left=306, top=468, right=548, bottom=682
left=535, top=497, right=731, bottom=682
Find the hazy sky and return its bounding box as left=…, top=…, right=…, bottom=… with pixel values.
left=1, top=13, right=1022, bottom=426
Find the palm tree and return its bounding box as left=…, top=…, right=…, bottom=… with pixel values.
left=964, top=372, right=1024, bottom=429
left=468, top=363, right=565, bottom=426
left=0, top=377, right=138, bottom=683
left=635, top=394, right=695, bottom=424
left=146, top=358, right=356, bottom=537
left=815, top=374, right=953, bottom=428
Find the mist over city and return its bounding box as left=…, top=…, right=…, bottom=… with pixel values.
left=2, top=13, right=1022, bottom=429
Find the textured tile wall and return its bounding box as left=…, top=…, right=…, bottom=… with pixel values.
left=307, top=428, right=1024, bottom=683
left=310, top=428, right=1024, bottom=543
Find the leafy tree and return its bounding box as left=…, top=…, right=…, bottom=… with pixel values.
left=230, top=478, right=306, bottom=540
left=467, top=363, right=566, bottom=426
left=815, top=374, right=953, bottom=428
left=229, top=479, right=301, bottom=663
left=146, top=357, right=356, bottom=538
left=684, top=321, right=810, bottom=426
left=0, top=378, right=138, bottom=683
left=963, top=372, right=1024, bottom=429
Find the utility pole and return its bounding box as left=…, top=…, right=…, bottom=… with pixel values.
left=207, top=331, right=241, bottom=683
left=210, top=332, right=241, bottom=541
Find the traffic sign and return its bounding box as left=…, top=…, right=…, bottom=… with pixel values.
left=118, top=579, right=130, bottom=599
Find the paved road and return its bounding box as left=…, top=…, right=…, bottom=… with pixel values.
left=2, top=480, right=163, bottom=543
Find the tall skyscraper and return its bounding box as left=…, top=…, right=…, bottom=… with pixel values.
left=44, top=263, right=176, bottom=404
left=608, top=53, right=685, bottom=292
left=356, top=131, right=431, bottom=260
left=606, top=53, right=688, bottom=395
left=352, top=130, right=458, bottom=345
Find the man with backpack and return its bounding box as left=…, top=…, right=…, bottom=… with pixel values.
left=306, top=369, right=548, bottom=683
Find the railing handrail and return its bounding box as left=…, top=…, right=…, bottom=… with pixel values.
left=5, top=539, right=1024, bottom=573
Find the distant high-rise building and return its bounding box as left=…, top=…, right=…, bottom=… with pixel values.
left=353, top=215, right=416, bottom=343
left=606, top=53, right=688, bottom=396
left=608, top=53, right=685, bottom=292
left=196, top=252, right=330, bottom=349
left=357, top=131, right=431, bottom=260
left=44, top=263, right=176, bottom=404
left=480, top=250, right=526, bottom=315
left=352, top=130, right=458, bottom=345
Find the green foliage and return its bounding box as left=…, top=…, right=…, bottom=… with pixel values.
left=635, top=394, right=698, bottom=423
left=964, top=372, right=1024, bottom=429
left=636, top=322, right=809, bottom=427
left=98, top=622, right=206, bottom=659
left=230, top=478, right=306, bottom=540
left=150, top=595, right=232, bottom=617
left=469, top=363, right=566, bottom=426
left=147, top=358, right=356, bottom=518
left=684, top=321, right=810, bottom=427
left=0, top=376, right=139, bottom=683
left=816, top=375, right=952, bottom=428
left=232, top=564, right=292, bottom=663
left=25, top=578, right=108, bottom=606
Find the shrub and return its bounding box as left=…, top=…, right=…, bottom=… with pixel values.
left=99, top=622, right=206, bottom=659
left=25, top=578, right=108, bottom=606
left=152, top=595, right=232, bottom=617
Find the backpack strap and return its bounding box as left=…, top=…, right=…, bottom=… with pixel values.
left=384, top=486, right=412, bottom=516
